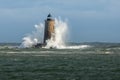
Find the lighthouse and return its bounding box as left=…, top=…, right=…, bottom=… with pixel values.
left=43, top=14, right=55, bottom=44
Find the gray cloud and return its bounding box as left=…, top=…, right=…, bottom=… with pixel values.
left=0, top=0, right=120, bottom=21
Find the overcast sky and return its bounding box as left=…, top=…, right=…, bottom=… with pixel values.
left=0, top=0, right=120, bottom=43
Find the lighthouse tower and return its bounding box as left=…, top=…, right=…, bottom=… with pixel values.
left=43, top=14, right=55, bottom=44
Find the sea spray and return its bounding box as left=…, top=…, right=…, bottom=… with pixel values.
left=20, top=23, right=44, bottom=48
left=21, top=18, right=68, bottom=48
left=44, top=18, right=90, bottom=49
left=44, top=18, right=68, bottom=48
left=21, top=18, right=90, bottom=49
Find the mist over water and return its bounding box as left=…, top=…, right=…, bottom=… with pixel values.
left=21, top=18, right=89, bottom=49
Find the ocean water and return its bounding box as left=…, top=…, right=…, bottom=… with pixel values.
left=0, top=43, right=120, bottom=80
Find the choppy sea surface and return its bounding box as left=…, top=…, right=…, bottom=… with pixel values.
left=0, top=43, right=120, bottom=80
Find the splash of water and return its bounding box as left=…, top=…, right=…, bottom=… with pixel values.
left=20, top=23, right=44, bottom=48
left=44, top=18, right=90, bottom=49
left=21, top=18, right=90, bottom=49
left=44, top=18, right=68, bottom=48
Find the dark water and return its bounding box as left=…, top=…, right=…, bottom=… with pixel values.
left=0, top=46, right=120, bottom=80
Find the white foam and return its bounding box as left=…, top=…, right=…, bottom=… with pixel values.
left=57, top=45, right=90, bottom=49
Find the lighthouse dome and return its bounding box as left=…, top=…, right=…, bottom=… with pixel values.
left=47, top=13, right=54, bottom=20
left=47, top=13, right=52, bottom=17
